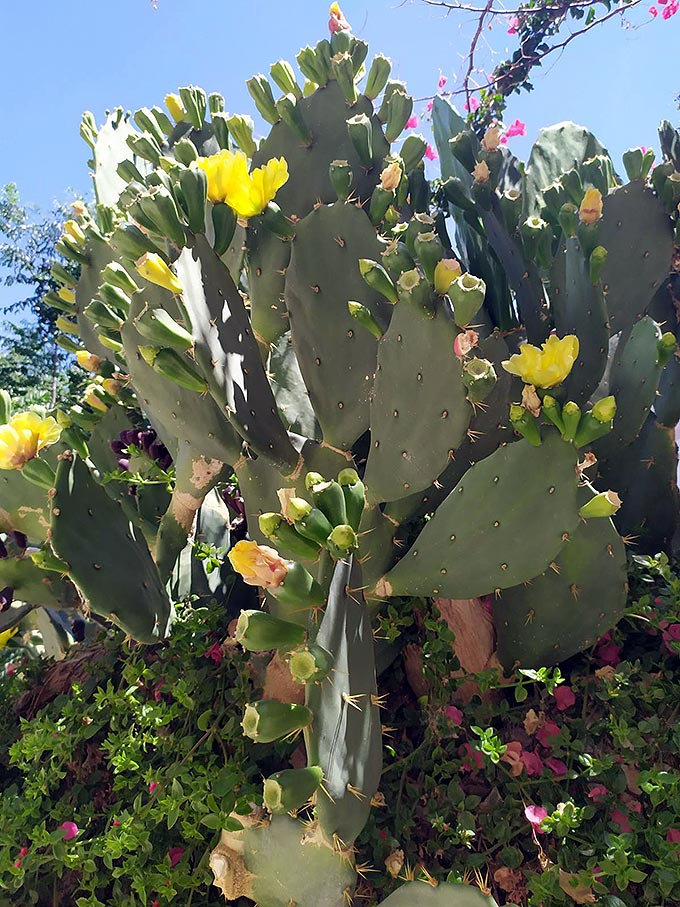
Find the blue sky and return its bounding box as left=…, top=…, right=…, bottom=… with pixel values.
left=1, top=0, right=677, bottom=308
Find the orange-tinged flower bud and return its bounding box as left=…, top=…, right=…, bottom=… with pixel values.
left=434, top=258, right=462, bottom=294
left=579, top=188, right=603, bottom=225
left=76, top=350, right=104, bottom=372
left=329, top=2, right=351, bottom=33
left=228, top=540, right=289, bottom=589
left=473, top=160, right=490, bottom=184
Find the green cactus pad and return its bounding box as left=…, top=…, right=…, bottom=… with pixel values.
left=285, top=202, right=392, bottom=449
left=252, top=80, right=389, bottom=219
left=656, top=351, right=680, bottom=427
left=0, top=468, right=52, bottom=543
left=551, top=236, right=609, bottom=406
left=598, top=413, right=679, bottom=554
left=306, top=557, right=382, bottom=845
left=598, top=181, right=673, bottom=335
left=495, top=489, right=627, bottom=668
left=246, top=221, right=292, bottom=345
left=120, top=280, right=242, bottom=464
left=599, top=315, right=664, bottom=451
left=176, top=235, right=298, bottom=474
left=50, top=452, right=171, bottom=643
left=523, top=122, right=607, bottom=217
left=74, top=243, right=117, bottom=363
left=269, top=332, right=320, bottom=439
left=364, top=301, right=471, bottom=503
left=377, top=433, right=580, bottom=599
left=0, top=554, right=81, bottom=611
left=379, top=882, right=498, bottom=907
left=91, top=109, right=144, bottom=209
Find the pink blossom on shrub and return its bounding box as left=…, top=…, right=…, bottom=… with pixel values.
left=464, top=97, right=480, bottom=113
left=588, top=784, right=608, bottom=802
left=554, top=685, right=576, bottom=711
left=14, top=860, right=22, bottom=869
left=504, top=118, right=526, bottom=139
left=445, top=704, right=463, bottom=725
left=427, top=100, right=434, bottom=112
left=507, top=15, right=519, bottom=34
left=667, top=828, right=680, bottom=843
left=425, top=145, right=438, bottom=161
left=594, top=632, right=621, bottom=666
left=205, top=642, right=223, bottom=665
left=662, top=623, right=680, bottom=652
left=59, top=821, right=79, bottom=840
left=459, top=742, right=484, bottom=771
left=404, top=115, right=419, bottom=130
left=149, top=781, right=159, bottom=795
left=520, top=749, right=544, bottom=777
left=18, top=847, right=29, bottom=858
left=524, top=805, right=548, bottom=833
left=546, top=757, right=568, bottom=777
left=663, top=0, right=678, bottom=18
left=611, top=809, right=632, bottom=832
left=536, top=720, right=561, bottom=748
left=650, top=5, right=659, bottom=13
left=168, top=847, right=184, bottom=868
left=6, top=663, right=17, bottom=677
left=438, top=75, right=448, bottom=90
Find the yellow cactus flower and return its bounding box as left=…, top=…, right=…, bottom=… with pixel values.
left=71, top=200, right=87, bottom=218
left=502, top=334, right=580, bottom=389
left=0, top=626, right=17, bottom=650
left=473, top=160, right=490, bottom=184
left=197, top=150, right=289, bottom=219
left=434, top=258, right=462, bottom=295
left=63, top=220, right=86, bottom=245
left=579, top=188, right=603, bottom=225
left=380, top=161, right=402, bottom=192
left=57, top=287, right=76, bottom=305
left=0, top=412, right=61, bottom=471
left=165, top=93, right=186, bottom=124
left=135, top=253, right=183, bottom=294
left=227, top=539, right=289, bottom=589
left=75, top=350, right=104, bottom=373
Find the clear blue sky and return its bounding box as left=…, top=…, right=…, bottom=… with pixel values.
left=1, top=0, right=677, bottom=307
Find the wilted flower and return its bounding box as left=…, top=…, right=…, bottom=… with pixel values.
left=0, top=412, right=61, bottom=470
left=197, top=150, right=289, bottom=218
left=328, top=2, right=351, bottom=33
left=482, top=126, right=502, bottom=151
left=453, top=329, right=479, bottom=359
left=502, top=334, right=579, bottom=389
left=75, top=350, right=103, bottom=372
left=472, top=160, right=490, bottom=184
left=380, top=161, right=402, bottom=192
left=524, top=805, right=548, bottom=833
left=228, top=540, right=289, bottom=589
left=385, top=849, right=404, bottom=878
left=579, top=188, right=603, bottom=225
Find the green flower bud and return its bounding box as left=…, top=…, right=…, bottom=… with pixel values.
left=449, top=273, right=486, bottom=328
left=359, top=259, right=398, bottom=304
left=246, top=74, right=279, bottom=125
left=364, top=54, right=392, bottom=100
left=327, top=523, right=358, bottom=559
left=561, top=401, right=581, bottom=442
left=348, top=301, right=383, bottom=339
left=578, top=490, right=622, bottom=519
left=241, top=701, right=312, bottom=743
left=558, top=203, right=579, bottom=238
left=510, top=404, right=542, bottom=447
left=235, top=609, right=306, bottom=652
left=263, top=766, right=324, bottom=814
left=270, top=59, right=302, bottom=99
left=592, top=395, right=617, bottom=424
left=287, top=643, right=333, bottom=684
left=462, top=357, right=497, bottom=404
left=347, top=113, right=373, bottom=167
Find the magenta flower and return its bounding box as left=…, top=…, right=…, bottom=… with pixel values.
left=594, top=632, right=622, bottom=666
left=59, top=821, right=79, bottom=841
left=14, top=860, right=22, bottom=869
left=205, top=642, right=223, bottom=665
left=425, top=145, right=438, bottom=161
left=504, top=119, right=526, bottom=139
left=427, top=100, right=434, bottom=113
left=445, top=704, right=463, bottom=725
left=588, top=784, right=608, bottom=802
left=507, top=15, right=519, bottom=34
left=520, top=749, right=544, bottom=777
left=438, top=75, right=448, bottom=90
left=524, top=805, right=549, bottom=833
left=464, top=97, right=480, bottom=113
left=149, top=781, right=159, bottom=795
left=459, top=742, right=484, bottom=772
left=535, top=720, right=561, bottom=748
left=546, top=757, right=568, bottom=777
left=667, top=828, right=680, bottom=843
left=6, top=663, right=17, bottom=677
left=404, top=115, right=419, bottom=130
left=168, top=847, right=185, bottom=868
left=663, top=0, right=678, bottom=17
left=112, top=818, right=121, bottom=827
left=554, top=685, right=576, bottom=711
left=662, top=622, right=680, bottom=653
left=611, top=809, right=632, bottom=833
left=18, top=847, right=29, bottom=858
left=650, top=5, right=658, bottom=14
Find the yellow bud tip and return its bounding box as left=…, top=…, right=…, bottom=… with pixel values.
left=165, top=93, right=186, bottom=124
left=135, top=253, right=183, bottom=295
left=434, top=258, right=462, bottom=295
left=75, top=350, right=104, bottom=372
left=63, top=219, right=86, bottom=244
left=57, top=287, right=76, bottom=304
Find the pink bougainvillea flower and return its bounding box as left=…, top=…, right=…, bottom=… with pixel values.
left=594, top=632, right=622, bottom=666
left=588, top=784, right=608, bottom=802
left=438, top=75, right=448, bottom=90
left=205, top=642, right=223, bottom=665
left=6, top=663, right=17, bottom=677
left=546, top=757, right=568, bottom=778
left=14, top=860, right=22, bottom=869
left=650, top=6, right=659, bottom=15
left=667, top=828, right=680, bottom=843
left=404, top=115, right=419, bottom=130
left=500, top=741, right=524, bottom=777
left=504, top=118, right=526, bottom=139
left=507, top=15, right=519, bottom=33
left=520, top=749, right=544, bottom=777
left=149, top=781, right=159, bottom=795
left=445, top=704, right=463, bottom=725
left=554, top=685, right=576, bottom=711
left=611, top=809, right=632, bottom=832
left=524, top=805, right=549, bottom=833
left=464, top=97, right=480, bottom=113
left=662, top=0, right=678, bottom=17
left=425, top=144, right=438, bottom=161
left=168, top=847, right=185, bottom=868
left=427, top=100, right=434, bottom=112
left=536, top=720, right=561, bottom=748
left=18, top=848, right=29, bottom=858
left=380, top=828, right=388, bottom=840
left=459, top=742, right=484, bottom=772
left=59, top=822, right=79, bottom=840
left=328, top=2, right=351, bottom=33
left=662, top=623, right=680, bottom=653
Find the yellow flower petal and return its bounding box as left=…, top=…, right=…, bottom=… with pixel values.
left=197, top=151, right=289, bottom=218
left=0, top=412, right=61, bottom=469
left=579, top=188, right=603, bottom=225
left=0, top=626, right=18, bottom=649
left=502, top=334, right=579, bottom=389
